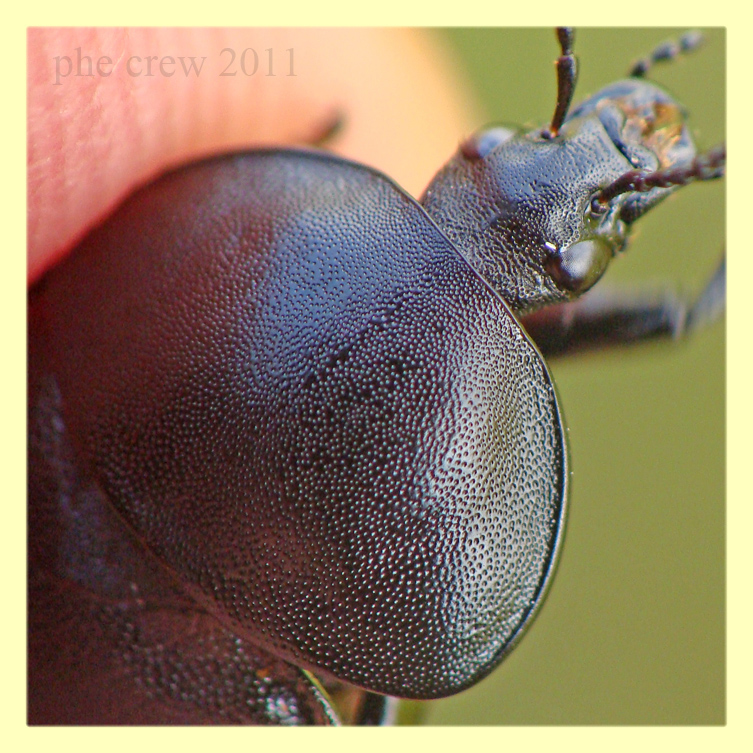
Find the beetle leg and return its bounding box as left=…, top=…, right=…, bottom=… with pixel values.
left=353, top=692, right=398, bottom=725
left=313, top=681, right=397, bottom=725
left=520, top=255, right=725, bottom=358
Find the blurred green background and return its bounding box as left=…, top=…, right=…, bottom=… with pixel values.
left=410, top=28, right=725, bottom=726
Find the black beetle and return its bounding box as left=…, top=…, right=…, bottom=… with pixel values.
left=28, top=28, right=724, bottom=725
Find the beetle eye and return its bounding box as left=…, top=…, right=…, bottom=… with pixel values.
left=545, top=238, right=612, bottom=294
left=460, top=126, right=518, bottom=160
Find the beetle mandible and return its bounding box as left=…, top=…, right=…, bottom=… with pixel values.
left=28, top=28, right=724, bottom=725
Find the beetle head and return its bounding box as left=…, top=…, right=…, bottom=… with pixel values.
left=421, top=79, right=698, bottom=316
left=566, top=79, right=697, bottom=222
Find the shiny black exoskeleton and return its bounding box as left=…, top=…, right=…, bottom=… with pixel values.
left=28, top=29, right=724, bottom=725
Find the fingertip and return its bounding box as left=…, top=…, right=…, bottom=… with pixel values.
left=28, top=28, right=475, bottom=284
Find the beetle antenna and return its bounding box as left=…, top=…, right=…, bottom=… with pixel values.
left=629, top=30, right=704, bottom=78
left=545, top=27, right=578, bottom=139
left=590, top=143, right=725, bottom=213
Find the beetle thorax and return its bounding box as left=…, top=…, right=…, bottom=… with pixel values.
left=422, top=118, right=638, bottom=315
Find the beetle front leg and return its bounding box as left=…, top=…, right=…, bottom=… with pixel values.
left=353, top=692, right=398, bottom=725
left=520, top=256, right=725, bottom=358
left=313, top=681, right=396, bottom=725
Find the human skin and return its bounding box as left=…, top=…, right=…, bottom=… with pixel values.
left=27, top=27, right=477, bottom=285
